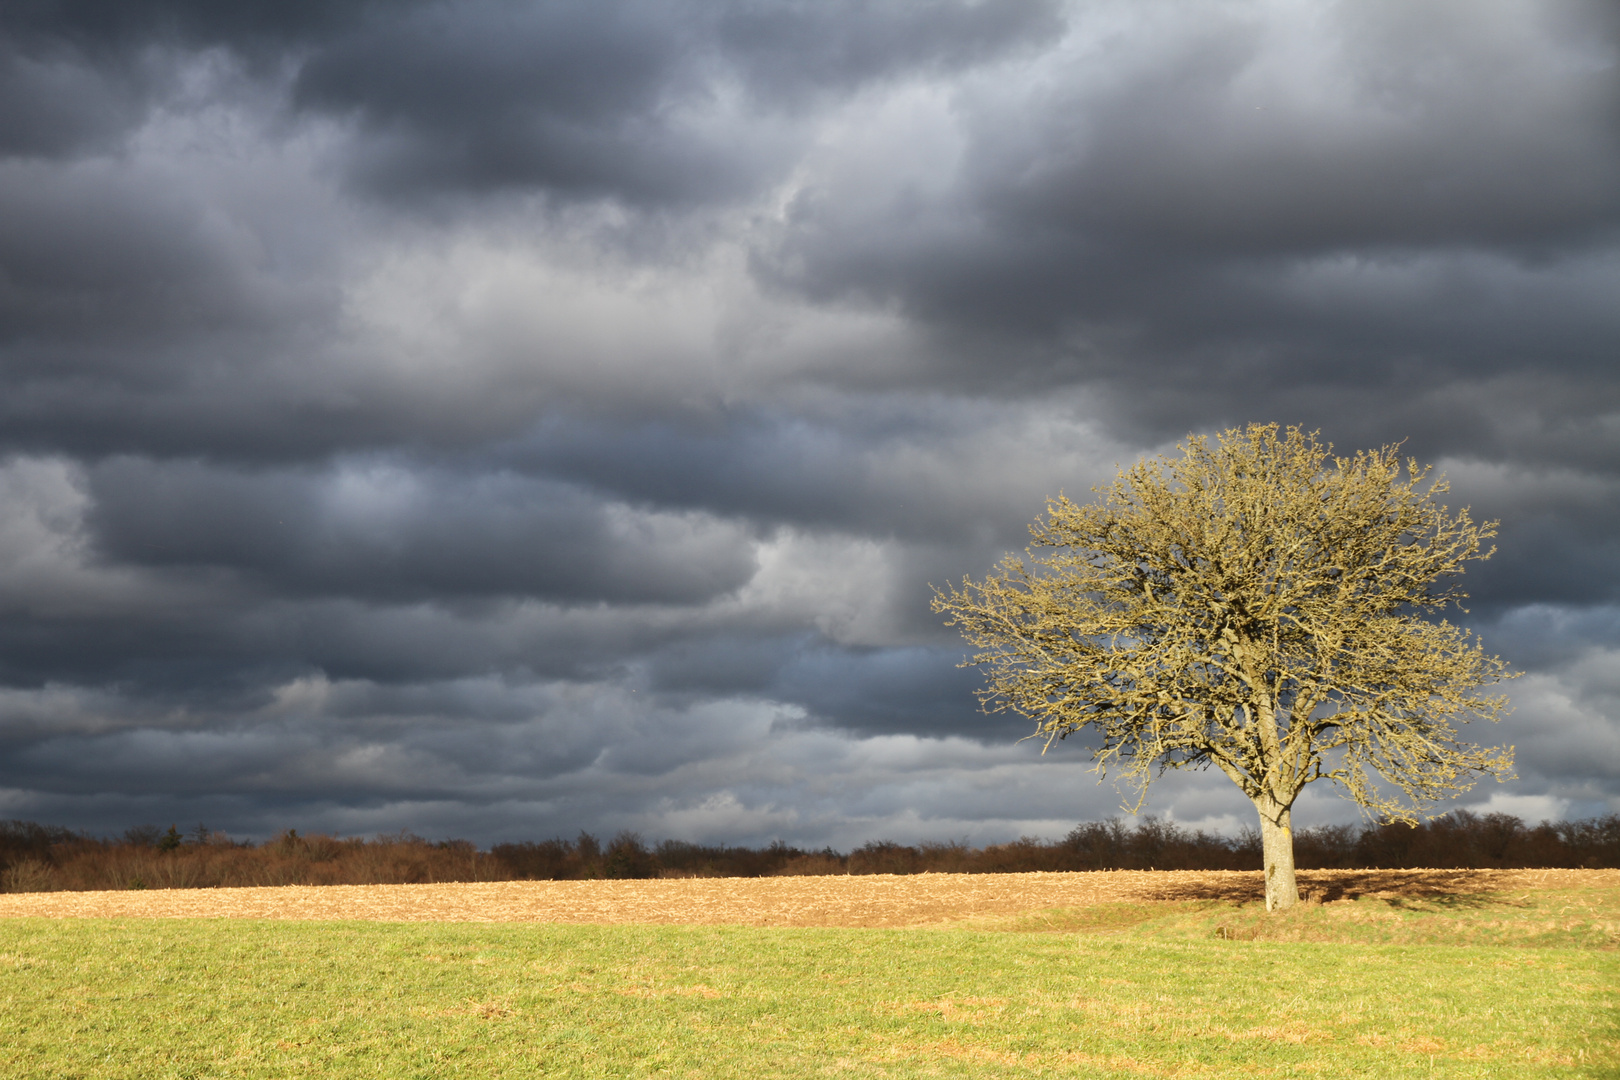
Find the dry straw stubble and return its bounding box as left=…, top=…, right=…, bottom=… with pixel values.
left=1, top=867, right=1612, bottom=927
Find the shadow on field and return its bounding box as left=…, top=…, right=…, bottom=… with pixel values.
left=1140, top=868, right=1535, bottom=905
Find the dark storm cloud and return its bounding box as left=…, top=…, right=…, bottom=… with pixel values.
left=1471, top=515, right=1620, bottom=610
left=755, top=0, right=1620, bottom=426
left=0, top=158, right=322, bottom=346
left=0, top=0, right=382, bottom=158
left=0, top=0, right=1615, bottom=843
left=735, top=0, right=1620, bottom=625
left=714, top=0, right=1065, bottom=107
left=290, top=1, right=752, bottom=204
left=1485, top=605, right=1620, bottom=671
left=772, top=644, right=996, bottom=737
left=0, top=41, right=148, bottom=157
left=507, top=410, right=987, bottom=539
left=500, top=403, right=1620, bottom=617
left=0, top=0, right=376, bottom=48
left=979, top=11, right=1620, bottom=253
left=0, top=0, right=1065, bottom=460
left=640, top=634, right=991, bottom=736
left=3, top=0, right=1063, bottom=198
left=0, top=455, right=760, bottom=694
left=291, top=0, right=1062, bottom=202
left=84, top=456, right=757, bottom=604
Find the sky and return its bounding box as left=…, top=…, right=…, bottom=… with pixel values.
left=1, top=0, right=1617, bottom=848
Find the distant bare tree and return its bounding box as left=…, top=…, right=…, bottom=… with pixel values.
left=934, top=424, right=1515, bottom=909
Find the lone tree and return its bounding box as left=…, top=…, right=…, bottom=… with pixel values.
left=933, top=424, right=1514, bottom=910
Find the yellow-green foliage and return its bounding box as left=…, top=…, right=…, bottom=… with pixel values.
left=0, top=900, right=1613, bottom=1079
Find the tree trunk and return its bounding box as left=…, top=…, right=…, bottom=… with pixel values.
left=1255, top=796, right=1299, bottom=911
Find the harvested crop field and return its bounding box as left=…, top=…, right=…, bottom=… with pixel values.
left=1, top=867, right=1611, bottom=926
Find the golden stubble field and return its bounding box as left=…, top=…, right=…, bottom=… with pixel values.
left=1, top=867, right=1611, bottom=927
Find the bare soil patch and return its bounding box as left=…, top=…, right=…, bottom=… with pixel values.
left=1, top=868, right=1613, bottom=927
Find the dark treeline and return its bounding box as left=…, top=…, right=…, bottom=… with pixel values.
left=1, top=812, right=1616, bottom=893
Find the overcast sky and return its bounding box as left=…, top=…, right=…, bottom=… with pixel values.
left=1, top=0, right=1616, bottom=848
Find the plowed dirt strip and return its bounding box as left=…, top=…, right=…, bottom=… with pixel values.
left=1, top=868, right=1612, bottom=926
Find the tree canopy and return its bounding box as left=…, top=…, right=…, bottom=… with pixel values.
left=933, top=424, right=1515, bottom=909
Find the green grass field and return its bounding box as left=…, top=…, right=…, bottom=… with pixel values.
left=1, top=889, right=1615, bottom=1078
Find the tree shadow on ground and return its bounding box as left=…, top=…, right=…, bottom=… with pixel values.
left=1138, top=868, right=1540, bottom=905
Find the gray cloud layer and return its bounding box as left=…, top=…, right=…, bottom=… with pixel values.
left=0, top=0, right=1615, bottom=844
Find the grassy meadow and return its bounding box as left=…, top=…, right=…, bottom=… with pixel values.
left=1, top=885, right=1615, bottom=1079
